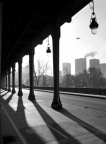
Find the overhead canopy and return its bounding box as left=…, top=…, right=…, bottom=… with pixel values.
left=1, top=0, right=91, bottom=73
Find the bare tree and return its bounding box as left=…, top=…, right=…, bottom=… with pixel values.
left=62, top=67, right=72, bottom=87
left=88, top=67, right=104, bottom=88
left=74, top=70, right=89, bottom=88
left=33, top=60, right=50, bottom=86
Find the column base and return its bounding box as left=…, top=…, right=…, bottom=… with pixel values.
left=12, top=89, right=16, bottom=94
left=8, top=89, right=11, bottom=92
left=28, top=93, right=35, bottom=101
left=18, top=91, right=23, bottom=96
left=51, top=101, right=62, bottom=110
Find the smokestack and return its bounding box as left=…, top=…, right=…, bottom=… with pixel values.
left=85, top=51, right=97, bottom=58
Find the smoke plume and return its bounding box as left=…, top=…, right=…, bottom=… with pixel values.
left=85, top=51, right=97, bottom=58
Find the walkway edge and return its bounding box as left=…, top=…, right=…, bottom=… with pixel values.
left=33, top=89, right=106, bottom=99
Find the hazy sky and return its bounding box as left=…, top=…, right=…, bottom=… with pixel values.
left=19, top=0, right=106, bottom=75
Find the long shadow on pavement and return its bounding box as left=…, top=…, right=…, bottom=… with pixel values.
left=58, top=108, right=106, bottom=142
left=31, top=100, right=81, bottom=144
left=0, top=90, right=6, bottom=93
left=5, top=94, right=14, bottom=103
left=0, top=91, right=9, bottom=97
left=1, top=92, right=81, bottom=144
left=1, top=93, right=46, bottom=144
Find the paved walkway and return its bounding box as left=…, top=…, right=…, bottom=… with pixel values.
left=0, top=89, right=106, bottom=144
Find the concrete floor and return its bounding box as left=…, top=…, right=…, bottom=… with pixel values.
left=1, top=89, right=106, bottom=144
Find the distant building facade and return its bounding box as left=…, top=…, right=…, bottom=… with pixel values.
left=59, top=70, right=62, bottom=83
left=100, top=63, right=106, bottom=78
left=75, top=58, right=86, bottom=75
left=59, top=70, right=62, bottom=77
left=62, top=63, right=71, bottom=76
left=90, top=59, right=100, bottom=69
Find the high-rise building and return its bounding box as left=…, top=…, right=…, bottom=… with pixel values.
left=100, top=63, right=106, bottom=78
left=59, top=70, right=62, bottom=83
left=75, top=58, right=86, bottom=75
left=90, top=59, right=100, bottom=69
left=59, top=70, right=62, bottom=77
left=62, top=63, right=71, bottom=76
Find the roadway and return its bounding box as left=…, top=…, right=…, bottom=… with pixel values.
left=1, top=88, right=106, bottom=144
left=22, top=89, right=106, bottom=112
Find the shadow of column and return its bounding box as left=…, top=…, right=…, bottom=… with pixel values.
left=0, top=90, right=6, bottom=93
left=1, top=94, right=46, bottom=144
left=0, top=91, right=9, bottom=97
left=31, top=100, right=81, bottom=144
left=5, top=94, right=13, bottom=103
left=58, top=108, right=106, bottom=142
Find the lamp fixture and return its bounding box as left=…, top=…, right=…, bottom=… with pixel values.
left=89, top=12, right=99, bottom=34
left=89, top=1, right=94, bottom=10
left=89, top=0, right=99, bottom=34
left=46, top=36, right=51, bottom=53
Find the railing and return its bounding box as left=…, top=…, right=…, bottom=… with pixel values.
left=23, top=86, right=106, bottom=96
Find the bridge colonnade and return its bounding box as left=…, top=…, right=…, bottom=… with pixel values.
left=1, top=18, right=72, bottom=110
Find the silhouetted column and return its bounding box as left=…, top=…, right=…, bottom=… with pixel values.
left=18, top=56, right=23, bottom=96
left=1, top=73, right=4, bottom=89
left=5, top=72, right=7, bottom=90
left=0, top=2, right=3, bottom=144
left=2, top=73, right=4, bottom=89
left=28, top=47, right=35, bottom=100
left=51, top=20, right=62, bottom=109
left=3, top=72, right=6, bottom=90
left=4, top=73, right=6, bottom=90
left=8, top=68, right=11, bottom=92
left=12, top=63, right=16, bottom=94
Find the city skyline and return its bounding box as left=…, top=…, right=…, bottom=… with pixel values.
left=15, top=57, right=106, bottom=85
left=20, top=57, right=106, bottom=77
left=61, top=58, right=106, bottom=77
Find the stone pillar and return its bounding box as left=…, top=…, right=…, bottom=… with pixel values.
left=51, top=20, right=62, bottom=109
left=3, top=72, right=7, bottom=90
left=8, top=68, right=11, bottom=92
left=2, top=73, right=4, bottom=89
left=1, top=73, right=4, bottom=89
left=5, top=71, right=7, bottom=90
left=0, top=2, right=4, bottom=144
left=28, top=47, right=35, bottom=100
left=18, top=56, right=23, bottom=96
left=12, top=63, right=16, bottom=94
left=3, top=72, right=6, bottom=90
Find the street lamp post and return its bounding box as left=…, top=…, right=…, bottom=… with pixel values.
left=89, top=0, right=99, bottom=34
left=46, top=36, right=51, bottom=54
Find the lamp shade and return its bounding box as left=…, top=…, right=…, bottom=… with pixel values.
left=89, top=17, right=99, bottom=34
left=46, top=45, right=51, bottom=53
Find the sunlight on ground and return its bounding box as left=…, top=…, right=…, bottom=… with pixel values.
left=2, top=92, right=18, bottom=112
